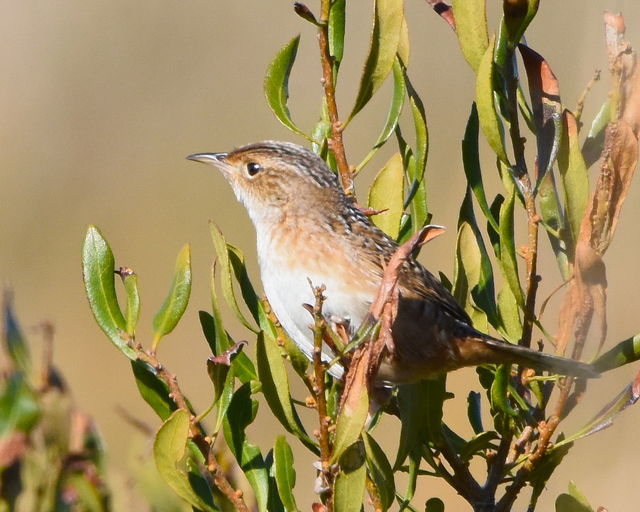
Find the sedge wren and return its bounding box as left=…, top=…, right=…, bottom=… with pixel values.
left=188, top=141, right=596, bottom=383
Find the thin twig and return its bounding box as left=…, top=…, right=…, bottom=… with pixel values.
left=311, top=284, right=334, bottom=511
left=318, top=0, right=353, bottom=195
left=135, top=349, right=249, bottom=512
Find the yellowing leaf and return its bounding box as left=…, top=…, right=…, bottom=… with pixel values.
left=368, top=152, right=405, bottom=239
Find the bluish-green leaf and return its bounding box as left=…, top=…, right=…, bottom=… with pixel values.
left=264, top=35, right=308, bottom=139
left=273, top=436, right=299, bottom=512
left=349, top=0, right=404, bottom=120
left=452, top=0, right=488, bottom=73
left=223, top=383, right=269, bottom=512
left=476, top=36, right=509, bottom=164
left=467, top=391, right=483, bottom=434
left=368, top=152, right=405, bottom=239
left=363, top=432, right=395, bottom=511
left=154, top=409, right=216, bottom=512
left=82, top=226, right=134, bottom=359
left=152, top=244, right=192, bottom=347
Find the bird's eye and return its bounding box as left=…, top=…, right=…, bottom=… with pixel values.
left=246, top=162, right=261, bottom=176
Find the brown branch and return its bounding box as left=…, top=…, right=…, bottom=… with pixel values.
left=318, top=0, right=352, bottom=195
left=135, top=349, right=249, bottom=512
left=311, top=284, right=334, bottom=511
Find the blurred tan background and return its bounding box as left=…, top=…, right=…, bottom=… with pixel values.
left=2, top=0, right=640, bottom=510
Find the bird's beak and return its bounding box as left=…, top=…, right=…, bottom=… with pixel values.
left=186, top=152, right=228, bottom=165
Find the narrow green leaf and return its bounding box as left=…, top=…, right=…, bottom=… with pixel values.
left=459, top=430, right=499, bottom=462
left=463, top=103, right=499, bottom=232
left=452, top=0, right=488, bottom=73
left=131, top=360, right=175, bottom=420
left=273, top=436, right=298, bottom=512
left=490, top=364, right=519, bottom=423
left=538, top=170, right=570, bottom=279
left=403, top=70, right=430, bottom=232
left=497, top=284, right=522, bottom=343
left=529, top=439, right=572, bottom=506
left=334, top=442, right=367, bottom=512
left=154, top=409, right=216, bottom=512
left=357, top=58, right=406, bottom=171
left=582, top=98, right=612, bottom=167
left=466, top=391, right=484, bottom=434
left=363, top=433, right=395, bottom=511
left=555, top=494, right=593, bottom=512
left=498, top=190, right=525, bottom=307
left=256, top=332, right=316, bottom=452
left=558, top=110, right=589, bottom=245
left=121, top=271, right=140, bottom=336
left=152, top=244, right=192, bottom=346
left=503, top=0, right=539, bottom=48
left=264, top=35, right=308, bottom=139
left=368, top=152, right=405, bottom=239
left=593, top=333, right=640, bottom=373
left=397, top=16, right=410, bottom=65
left=328, top=0, right=346, bottom=64
left=0, top=373, right=39, bottom=435
left=476, top=36, right=509, bottom=164
left=349, top=0, right=404, bottom=120
left=210, top=223, right=259, bottom=333
left=82, top=226, right=134, bottom=359
left=223, top=383, right=269, bottom=512
left=331, top=375, right=369, bottom=464
left=3, top=295, right=31, bottom=372
left=567, top=481, right=594, bottom=511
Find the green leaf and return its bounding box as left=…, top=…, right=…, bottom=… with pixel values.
left=210, top=223, right=259, bottom=333
left=368, top=152, right=405, bottom=239
left=466, top=391, right=484, bottom=434
left=328, top=0, right=346, bottom=64
left=498, top=189, right=525, bottom=308
left=397, top=16, right=410, bottom=65
left=497, top=284, right=522, bottom=343
left=0, top=373, right=40, bottom=435
left=593, top=333, right=640, bottom=373
left=538, top=170, right=569, bottom=279
left=459, top=430, right=499, bottom=462
left=273, top=436, right=299, bottom=512
left=264, top=35, right=308, bottom=139
left=334, top=442, right=367, bottom=512
left=462, top=103, right=499, bottom=232
left=3, top=295, right=31, bottom=372
left=582, top=98, right=611, bottom=167
left=404, top=72, right=430, bottom=233
left=357, top=58, right=406, bottom=171
left=558, top=110, right=589, bottom=246
left=121, top=271, right=140, bottom=336
left=223, top=383, right=269, bottom=512
left=490, top=364, right=519, bottom=423
left=131, top=360, right=175, bottom=420
left=152, top=244, right=192, bottom=347
left=154, top=409, right=216, bottom=512
left=452, top=0, right=488, bottom=73
left=349, top=0, right=404, bottom=120
left=476, top=36, right=509, bottom=164
left=331, top=379, right=369, bottom=464
left=555, top=494, right=593, bottom=512
left=394, top=377, right=446, bottom=469
left=82, top=226, right=134, bottom=359
left=256, top=332, right=316, bottom=452
left=363, top=433, right=395, bottom=511
left=529, top=438, right=572, bottom=506
left=503, top=0, right=539, bottom=48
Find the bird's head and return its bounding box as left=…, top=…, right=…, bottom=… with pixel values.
left=188, top=141, right=343, bottom=225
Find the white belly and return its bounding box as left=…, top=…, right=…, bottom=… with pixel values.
left=258, top=242, right=374, bottom=379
